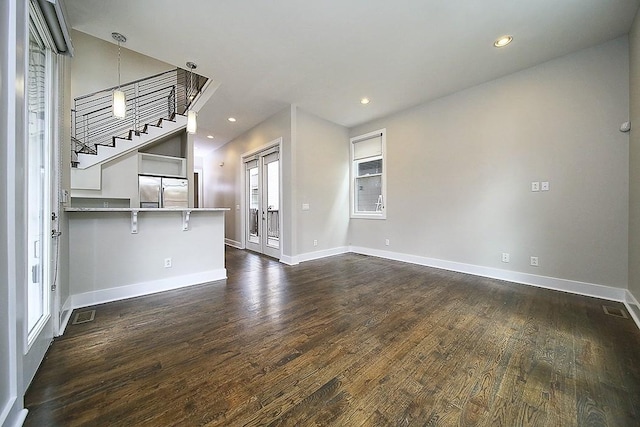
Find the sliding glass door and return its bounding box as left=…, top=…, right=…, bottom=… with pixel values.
left=24, top=11, right=56, bottom=387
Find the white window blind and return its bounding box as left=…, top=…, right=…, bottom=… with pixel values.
left=353, top=133, right=382, bottom=160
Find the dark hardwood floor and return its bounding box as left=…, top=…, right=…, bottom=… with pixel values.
left=25, top=247, right=640, bottom=426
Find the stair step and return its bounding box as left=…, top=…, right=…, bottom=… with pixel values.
left=75, top=114, right=188, bottom=169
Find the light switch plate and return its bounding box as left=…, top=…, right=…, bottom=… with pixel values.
left=541, top=181, right=549, bottom=191
left=302, top=203, right=310, bottom=211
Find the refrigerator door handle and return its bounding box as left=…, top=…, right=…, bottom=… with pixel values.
left=159, top=186, right=164, bottom=208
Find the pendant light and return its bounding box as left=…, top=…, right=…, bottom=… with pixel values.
left=112, top=32, right=127, bottom=118
left=186, top=62, right=197, bottom=134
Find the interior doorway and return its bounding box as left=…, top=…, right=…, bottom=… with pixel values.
left=243, top=143, right=281, bottom=259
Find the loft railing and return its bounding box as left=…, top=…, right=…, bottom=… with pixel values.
left=71, top=67, right=206, bottom=158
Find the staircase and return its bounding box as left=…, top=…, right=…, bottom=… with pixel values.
left=71, top=114, right=188, bottom=169
left=72, top=67, right=207, bottom=170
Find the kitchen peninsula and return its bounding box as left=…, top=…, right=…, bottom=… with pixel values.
left=65, top=207, right=229, bottom=309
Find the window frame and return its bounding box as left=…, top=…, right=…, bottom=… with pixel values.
left=350, top=128, right=387, bottom=219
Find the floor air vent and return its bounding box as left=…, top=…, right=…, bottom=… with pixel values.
left=72, top=310, right=96, bottom=324
left=602, top=305, right=628, bottom=319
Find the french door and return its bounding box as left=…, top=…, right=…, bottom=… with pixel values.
left=24, top=8, right=56, bottom=388
left=245, top=147, right=280, bottom=258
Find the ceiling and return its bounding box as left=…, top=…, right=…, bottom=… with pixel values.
left=64, top=0, right=640, bottom=153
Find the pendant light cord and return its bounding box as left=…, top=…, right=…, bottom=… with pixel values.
left=111, top=32, right=127, bottom=90
left=186, top=62, right=197, bottom=106
left=117, top=41, right=121, bottom=89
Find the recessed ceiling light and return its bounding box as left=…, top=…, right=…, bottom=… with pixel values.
left=228, top=117, right=236, bottom=122
left=494, top=35, right=513, bottom=48
left=360, top=98, right=370, bottom=105
left=207, top=135, right=214, bottom=139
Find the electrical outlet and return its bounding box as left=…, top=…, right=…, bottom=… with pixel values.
left=302, top=204, right=310, bottom=211
left=531, top=182, right=540, bottom=192
left=164, top=258, right=172, bottom=268
left=385, top=239, right=390, bottom=246
left=530, top=256, right=539, bottom=267
left=502, top=253, right=510, bottom=263
left=313, top=239, right=318, bottom=247
left=103, top=201, right=109, bottom=207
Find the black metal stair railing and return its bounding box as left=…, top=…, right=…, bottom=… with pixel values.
left=71, top=67, right=206, bottom=162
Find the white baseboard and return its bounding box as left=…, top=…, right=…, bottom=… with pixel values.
left=70, top=269, right=227, bottom=310
left=279, top=254, right=299, bottom=266
left=13, top=409, right=28, bottom=427
left=232, top=244, right=630, bottom=307
left=225, top=238, right=243, bottom=249
left=297, top=246, right=350, bottom=263
left=349, top=246, right=627, bottom=303
left=0, top=402, right=27, bottom=427
left=0, top=399, right=15, bottom=427
left=624, top=290, right=640, bottom=330
left=93, top=243, right=630, bottom=330
left=57, top=296, right=73, bottom=336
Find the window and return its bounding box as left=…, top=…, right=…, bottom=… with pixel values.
left=351, top=129, right=386, bottom=219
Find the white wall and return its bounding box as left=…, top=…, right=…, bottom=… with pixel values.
left=0, top=0, right=13, bottom=419
left=203, top=107, right=293, bottom=253
left=72, top=152, right=140, bottom=206
left=68, top=211, right=226, bottom=304
left=1, top=0, right=28, bottom=425
left=630, top=10, right=640, bottom=302
left=71, top=131, right=189, bottom=208
left=203, top=106, right=351, bottom=261
left=141, top=133, right=184, bottom=157
left=1, top=1, right=15, bottom=424
left=296, top=109, right=350, bottom=255
left=70, top=30, right=174, bottom=100
left=349, top=37, right=630, bottom=289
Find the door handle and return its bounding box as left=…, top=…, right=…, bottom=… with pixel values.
left=32, top=264, right=40, bottom=283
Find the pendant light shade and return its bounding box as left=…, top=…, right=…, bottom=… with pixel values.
left=186, top=61, right=198, bottom=134
left=187, top=110, right=197, bottom=134
left=113, top=89, right=126, bottom=118
left=112, top=32, right=127, bottom=119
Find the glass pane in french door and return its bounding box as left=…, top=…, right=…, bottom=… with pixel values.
left=265, top=159, right=279, bottom=249
left=27, top=30, right=48, bottom=337
left=248, top=166, right=260, bottom=244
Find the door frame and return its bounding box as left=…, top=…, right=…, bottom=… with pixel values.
left=240, top=137, right=283, bottom=260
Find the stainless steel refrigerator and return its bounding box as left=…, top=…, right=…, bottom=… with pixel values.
left=139, top=176, right=189, bottom=208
